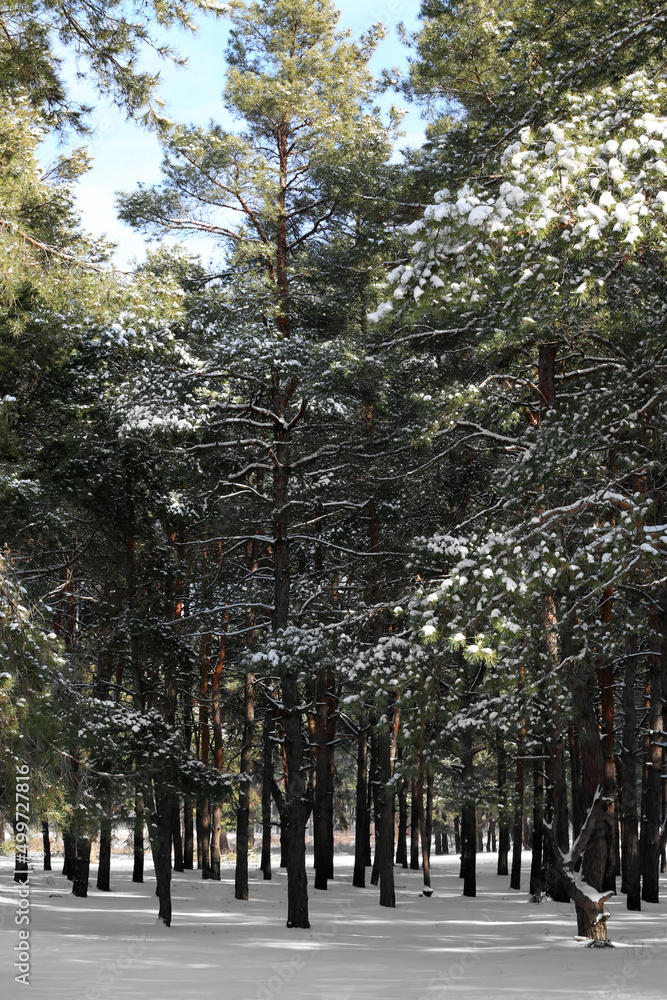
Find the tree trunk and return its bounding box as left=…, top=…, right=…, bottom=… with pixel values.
left=199, top=631, right=213, bottom=880
left=510, top=757, right=525, bottom=891
left=377, top=728, right=395, bottom=908
left=210, top=804, right=222, bottom=881
left=325, top=694, right=336, bottom=881
left=72, top=837, right=91, bottom=898
left=363, top=747, right=372, bottom=868
left=282, top=674, right=310, bottom=928
left=641, top=595, right=666, bottom=903
left=353, top=714, right=368, bottom=888
left=530, top=761, right=544, bottom=895
left=42, top=819, right=51, bottom=872
left=183, top=799, right=194, bottom=870
left=417, top=760, right=431, bottom=888
left=544, top=735, right=570, bottom=903
left=62, top=830, right=76, bottom=881
left=574, top=672, right=611, bottom=940
left=476, top=810, right=484, bottom=853
left=395, top=773, right=408, bottom=868
left=261, top=707, right=275, bottom=881
left=133, top=790, right=144, bottom=883
left=313, top=673, right=335, bottom=890
left=97, top=816, right=112, bottom=891
left=496, top=731, right=510, bottom=876
left=235, top=666, right=255, bottom=899
left=597, top=586, right=617, bottom=893
left=454, top=815, right=461, bottom=855
left=620, top=635, right=641, bottom=909
left=370, top=719, right=381, bottom=886
left=426, top=766, right=434, bottom=858
left=568, top=723, right=585, bottom=840
left=195, top=802, right=203, bottom=870
left=461, top=731, right=476, bottom=897
left=171, top=802, right=184, bottom=873
left=146, top=781, right=173, bottom=927
left=200, top=800, right=212, bottom=879
left=410, top=779, right=420, bottom=871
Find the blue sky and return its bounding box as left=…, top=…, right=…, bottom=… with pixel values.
left=40, top=1, right=424, bottom=267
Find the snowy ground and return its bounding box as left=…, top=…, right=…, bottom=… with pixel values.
left=1, top=851, right=665, bottom=1000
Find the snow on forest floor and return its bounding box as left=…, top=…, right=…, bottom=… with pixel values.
left=1, top=851, right=665, bottom=1000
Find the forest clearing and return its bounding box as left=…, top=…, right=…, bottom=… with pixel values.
left=3, top=851, right=667, bottom=1000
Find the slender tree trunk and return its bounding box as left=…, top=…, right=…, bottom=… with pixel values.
left=362, top=719, right=373, bottom=867
left=146, top=782, right=173, bottom=927
left=72, top=837, right=91, bottom=898
left=353, top=713, right=368, bottom=888
left=461, top=730, right=476, bottom=898
left=235, top=665, right=255, bottom=899
left=271, top=368, right=308, bottom=925
left=42, top=819, right=51, bottom=872
left=171, top=803, right=184, bottom=873
left=206, top=636, right=223, bottom=882
left=641, top=596, right=666, bottom=903
left=434, top=823, right=442, bottom=856
left=597, top=586, right=617, bottom=893
left=454, top=815, right=461, bottom=855
left=426, top=766, right=434, bottom=859
left=396, top=772, right=408, bottom=868
left=133, top=790, right=144, bottom=883
left=200, top=801, right=212, bottom=878
left=97, top=816, right=112, bottom=891
left=510, top=755, right=525, bottom=891
left=195, top=803, right=203, bottom=871
left=417, top=757, right=432, bottom=888
left=199, top=634, right=212, bottom=880
left=530, top=761, right=544, bottom=895
left=476, top=810, right=484, bottom=853
left=377, top=728, right=395, bottom=908
left=568, top=723, right=584, bottom=840
left=313, top=673, right=335, bottom=890
left=370, top=718, right=381, bottom=886
left=282, top=675, right=309, bottom=928
left=183, top=799, right=194, bottom=870
left=261, top=707, right=275, bottom=881
left=544, top=734, right=570, bottom=903
left=210, top=804, right=222, bottom=881
left=410, top=780, right=420, bottom=871
left=62, top=830, right=76, bottom=881
left=496, top=732, right=510, bottom=876
left=325, top=690, right=336, bottom=881
left=621, top=634, right=641, bottom=909
left=210, top=636, right=225, bottom=882
left=575, top=673, right=610, bottom=939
